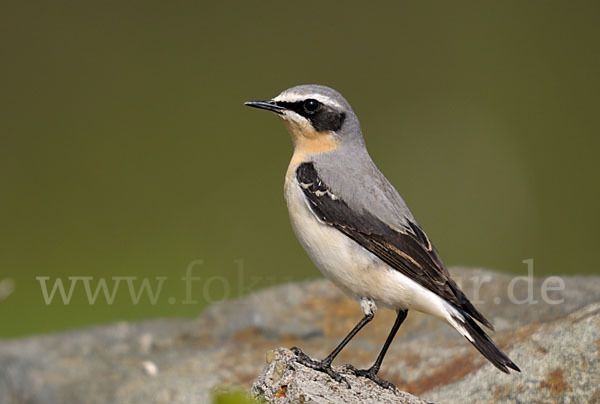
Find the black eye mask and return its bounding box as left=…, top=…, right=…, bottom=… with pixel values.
left=276, top=100, right=346, bottom=132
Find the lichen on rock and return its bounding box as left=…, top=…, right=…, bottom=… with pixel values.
left=252, top=348, right=430, bottom=404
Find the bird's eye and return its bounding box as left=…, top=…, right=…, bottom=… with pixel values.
left=303, top=99, right=320, bottom=114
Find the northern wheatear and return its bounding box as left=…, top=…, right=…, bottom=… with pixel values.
left=245, top=85, right=519, bottom=389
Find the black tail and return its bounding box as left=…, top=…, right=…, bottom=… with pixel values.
left=448, top=279, right=495, bottom=331
left=455, top=310, right=520, bottom=373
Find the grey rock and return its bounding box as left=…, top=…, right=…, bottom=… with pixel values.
left=251, top=348, right=430, bottom=404
left=0, top=267, right=598, bottom=404
left=425, top=302, right=600, bottom=404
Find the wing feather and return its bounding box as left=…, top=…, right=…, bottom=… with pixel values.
left=296, top=162, right=493, bottom=330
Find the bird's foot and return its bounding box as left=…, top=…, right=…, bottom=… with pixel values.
left=290, top=347, right=351, bottom=388
left=343, top=364, right=396, bottom=390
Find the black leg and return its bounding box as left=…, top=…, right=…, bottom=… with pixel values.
left=324, top=311, right=374, bottom=363
left=346, top=309, right=408, bottom=389
left=370, top=309, right=408, bottom=373
left=291, top=311, right=374, bottom=388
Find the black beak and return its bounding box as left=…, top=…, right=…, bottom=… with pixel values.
left=244, top=99, right=285, bottom=114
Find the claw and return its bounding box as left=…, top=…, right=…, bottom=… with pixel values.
left=343, top=364, right=397, bottom=390
left=290, top=347, right=351, bottom=389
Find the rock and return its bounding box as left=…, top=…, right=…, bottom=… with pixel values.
left=251, top=347, right=430, bottom=404
left=0, top=267, right=599, bottom=403
left=425, top=302, right=600, bottom=403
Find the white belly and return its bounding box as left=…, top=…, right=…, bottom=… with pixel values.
left=283, top=173, right=457, bottom=324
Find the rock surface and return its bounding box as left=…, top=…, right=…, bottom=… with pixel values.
left=251, top=347, right=430, bottom=404
left=0, top=267, right=599, bottom=404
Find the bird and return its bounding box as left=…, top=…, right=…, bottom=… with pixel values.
left=245, top=84, right=520, bottom=389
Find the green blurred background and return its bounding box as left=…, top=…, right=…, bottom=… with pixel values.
left=1, top=1, right=598, bottom=338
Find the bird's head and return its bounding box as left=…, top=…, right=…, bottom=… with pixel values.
left=245, top=85, right=363, bottom=154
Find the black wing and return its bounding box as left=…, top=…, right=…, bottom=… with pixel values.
left=296, top=162, right=493, bottom=330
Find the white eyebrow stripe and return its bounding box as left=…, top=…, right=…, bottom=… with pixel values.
left=273, top=91, right=342, bottom=109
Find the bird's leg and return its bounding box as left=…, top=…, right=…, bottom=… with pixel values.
left=345, top=309, right=408, bottom=390
left=291, top=299, right=376, bottom=388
